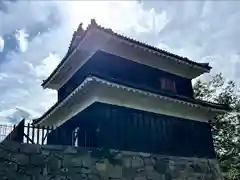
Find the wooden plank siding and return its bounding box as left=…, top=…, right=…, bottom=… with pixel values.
left=58, top=50, right=194, bottom=102
left=47, top=102, right=216, bottom=158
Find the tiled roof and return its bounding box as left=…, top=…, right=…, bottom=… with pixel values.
left=35, top=75, right=231, bottom=125
left=42, top=19, right=211, bottom=87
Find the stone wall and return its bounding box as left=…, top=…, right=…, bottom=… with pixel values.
left=0, top=141, right=223, bottom=180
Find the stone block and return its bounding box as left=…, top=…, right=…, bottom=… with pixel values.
left=154, top=159, right=169, bottom=174
left=175, top=163, right=186, bottom=171
left=181, top=164, right=195, bottom=176
left=145, top=165, right=154, bottom=172
left=0, top=148, right=11, bottom=160
left=133, top=176, right=147, bottom=180
left=96, top=162, right=107, bottom=172
left=81, top=154, right=94, bottom=167
left=88, top=174, right=101, bottom=180
left=168, top=169, right=182, bottom=179
left=139, top=152, right=151, bottom=157
left=64, top=146, right=78, bottom=154
left=30, top=154, right=45, bottom=166
left=36, top=175, right=48, bottom=180
left=168, top=160, right=176, bottom=171
left=111, top=165, right=123, bottom=178
left=41, top=149, right=50, bottom=156
left=76, top=148, right=90, bottom=156
left=21, top=166, right=42, bottom=176
left=122, top=167, right=136, bottom=179
left=20, top=144, right=40, bottom=154
left=42, top=145, right=65, bottom=152
left=145, top=170, right=161, bottom=180
left=123, top=157, right=131, bottom=168
left=198, top=161, right=213, bottom=174
left=104, top=162, right=123, bottom=179
left=0, top=140, right=21, bottom=153
left=63, top=154, right=84, bottom=167
left=11, top=153, right=30, bottom=165
left=62, top=166, right=79, bottom=174
left=122, top=151, right=140, bottom=156
left=47, top=155, right=62, bottom=173
left=68, top=173, right=89, bottom=180
left=144, top=157, right=155, bottom=166
left=190, top=163, right=205, bottom=173
left=0, top=161, right=18, bottom=172
left=131, top=156, right=144, bottom=168
left=0, top=169, right=24, bottom=180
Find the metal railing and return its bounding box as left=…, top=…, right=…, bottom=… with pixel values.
left=1, top=119, right=54, bottom=145
left=0, top=124, right=15, bottom=142
left=1, top=119, right=105, bottom=148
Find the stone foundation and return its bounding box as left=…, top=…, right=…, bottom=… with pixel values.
left=0, top=141, right=223, bottom=180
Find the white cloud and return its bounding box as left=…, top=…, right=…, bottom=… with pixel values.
left=0, top=36, right=4, bottom=52
left=35, top=53, right=61, bottom=78
left=15, top=29, right=29, bottom=52
left=0, top=1, right=239, bottom=124
left=0, top=1, right=55, bottom=35
left=0, top=1, right=164, bottom=123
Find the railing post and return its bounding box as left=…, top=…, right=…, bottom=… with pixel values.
left=36, top=125, right=40, bottom=144
left=32, top=124, right=35, bottom=144
left=27, top=123, right=30, bottom=144
left=41, top=126, right=45, bottom=145
left=2, top=119, right=25, bottom=143
left=16, top=119, right=25, bottom=143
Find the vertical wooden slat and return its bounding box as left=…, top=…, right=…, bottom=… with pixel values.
left=26, top=123, right=30, bottom=144
left=71, top=129, right=74, bottom=146
left=55, top=127, right=58, bottom=145
left=126, top=112, right=131, bottom=150
left=5, top=125, right=8, bottom=140
left=36, top=125, right=40, bottom=144
left=6, top=125, right=9, bottom=140
left=157, top=116, right=162, bottom=153
left=144, top=113, right=149, bottom=152
left=41, top=126, right=45, bottom=145
left=84, top=129, right=87, bottom=147
left=32, top=125, right=35, bottom=144
left=18, top=119, right=25, bottom=143
left=149, top=116, right=155, bottom=152
left=46, top=126, right=49, bottom=137
left=139, top=113, right=144, bottom=152
left=76, top=126, right=80, bottom=147
left=51, top=126, right=55, bottom=144
left=44, top=126, right=49, bottom=144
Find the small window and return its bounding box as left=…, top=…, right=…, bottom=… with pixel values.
left=160, top=78, right=176, bottom=92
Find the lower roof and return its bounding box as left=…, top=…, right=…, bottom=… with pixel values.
left=33, top=76, right=231, bottom=126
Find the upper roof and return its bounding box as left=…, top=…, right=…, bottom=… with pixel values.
left=42, top=19, right=211, bottom=87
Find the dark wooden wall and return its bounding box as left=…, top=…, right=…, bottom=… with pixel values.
left=47, top=102, right=215, bottom=158
left=58, top=51, right=194, bottom=101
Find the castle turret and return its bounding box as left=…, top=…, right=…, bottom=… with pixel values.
left=35, top=19, right=230, bottom=158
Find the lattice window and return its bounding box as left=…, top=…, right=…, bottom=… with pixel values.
left=160, top=78, right=176, bottom=92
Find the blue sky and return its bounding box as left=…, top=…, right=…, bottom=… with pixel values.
left=0, top=1, right=240, bottom=124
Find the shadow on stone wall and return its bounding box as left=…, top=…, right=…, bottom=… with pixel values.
left=0, top=140, right=223, bottom=180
